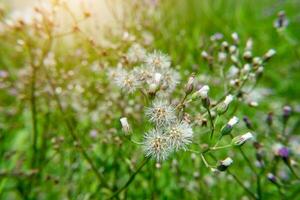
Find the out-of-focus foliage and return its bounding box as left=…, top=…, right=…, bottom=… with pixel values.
left=0, top=0, right=299, bottom=199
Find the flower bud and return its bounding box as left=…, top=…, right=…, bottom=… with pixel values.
left=218, top=52, right=227, bottom=62
left=120, top=117, right=131, bottom=134
left=221, top=41, right=229, bottom=51
left=243, top=116, right=253, bottom=129
left=217, top=157, right=233, bottom=171
left=231, top=32, right=239, bottom=44
left=201, top=51, right=209, bottom=60
left=217, top=95, right=234, bottom=115
left=220, top=116, right=239, bottom=136
left=263, top=49, right=276, bottom=62
left=243, top=51, right=252, bottom=62
left=232, top=132, right=254, bottom=146
left=245, top=38, right=253, bottom=51
left=198, top=85, right=210, bottom=99
left=185, top=74, right=195, bottom=94
left=266, top=112, right=273, bottom=126
left=267, top=173, right=277, bottom=184
left=282, top=105, right=292, bottom=124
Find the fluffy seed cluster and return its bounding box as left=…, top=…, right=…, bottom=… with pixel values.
left=143, top=121, right=193, bottom=161
left=109, top=47, right=193, bottom=162
left=109, top=45, right=180, bottom=94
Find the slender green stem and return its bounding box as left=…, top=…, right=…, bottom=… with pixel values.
left=30, top=64, right=38, bottom=168
left=239, top=147, right=257, bottom=175
left=206, top=108, right=214, bottom=140
left=108, top=157, right=150, bottom=199
left=227, top=170, right=258, bottom=200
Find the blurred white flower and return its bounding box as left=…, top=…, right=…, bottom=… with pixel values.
left=111, top=68, right=139, bottom=93
left=126, top=43, right=146, bottom=63
left=145, top=51, right=171, bottom=69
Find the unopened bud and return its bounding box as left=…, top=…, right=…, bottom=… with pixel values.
left=231, top=32, right=239, bottom=44
left=243, top=51, right=252, bottom=62
left=232, top=132, right=254, bottom=146
left=282, top=105, right=292, bottom=124
left=220, top=116, right=239, bottom=136
left=217, top=157, right=233, bottom=171
left=243, top=116, right=253, bottom=129
left=120, top=117, right=131, bottom=134
left=245, top=38, right=253, bottom=51
left=217, top=95, right=234, bottom=115
left=267, top=173, right=277, bottom=184
left=266, top=112, right=273, bottom=126
left=185, top=74, right=195, bottom=94
left=263, top=49, right=276, bottom=62
left=192, top=85, right=210, bottom=100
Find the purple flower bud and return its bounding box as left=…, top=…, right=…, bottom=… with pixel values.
left=283, top=106, right=292, bottom=123
left=243, top=116, right=253, bottom=129
left=278, top=147, right=289, bottom=159
left=266, top=112, right=273, bottom=126
left=267, top=173, right=277, bottom=184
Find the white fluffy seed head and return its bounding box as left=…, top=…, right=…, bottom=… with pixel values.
left=224, top=94, right=234, bottom=106
left=228, top=116, right=239, bottom=126
left=146, top=99, right=176, bottom=126
left=110, top=67, right=139, bottom=93
left=145, top=51, right=171, bottom=69
left=166, top=122, right=193, bottom=151
left=143, top=129, right=170, bottom=161
left=126, top=43, right=146, bottom=63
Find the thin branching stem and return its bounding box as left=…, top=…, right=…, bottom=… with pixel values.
left=108, top=157, right=150, bottom=199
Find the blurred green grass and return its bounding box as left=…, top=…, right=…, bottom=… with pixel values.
left=153, top=0, right=300, bottom=101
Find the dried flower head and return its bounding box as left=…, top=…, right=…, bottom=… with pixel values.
left=145, top=51, right=171, bottom=69
left=166, top=122, right=193, bottom=151
left=143, top=129, right=170, bottom=161
left=146, top=99, right=176, bottom=126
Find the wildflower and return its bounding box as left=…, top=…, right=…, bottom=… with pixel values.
left=220, top=116, right=239, bottom=136
left=148, top=72, right=162, bottom=93
left=243, top=51, right=252, bottom=62
left=243, top=116, right=253, bottom=129
left=126, top=43, right=146, bottom=63
left=146, top=99, right=176, bottom=126
left=232, top=132, right=254, bottom=146
left=143, top=129, right=170, bottom=161
left=282, top=105, right=292, bottom=124
left=145, top=51, right=171, bottom=69
left=266, top=112, right=273, bottom=126
left=267, top=173, right=278, bottom=184
left=263, top=49, right=276, bottom=62
left=197, top=85, right=210, bottom=99
left=166, top=122, right=193, bottom=151
left=120, top=117, right=131, bottom=134
left=274, top=11, right=288, bottom=30
left=231, top=32, right=239, bottom=44
left=113, top=69, right=139, bottom=93
left=201, top=50, right=209, bottom=60
left=245, top=38, right=253, bottom=51
left=217, top=157, right=233, bottom=171
left=185, top=74, right=195, bottom=94
left=160, top=68, right=180, bottom=92
left=217, top=94, right=234, bottom=115
left=218, top=52, right=227, bottom=62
